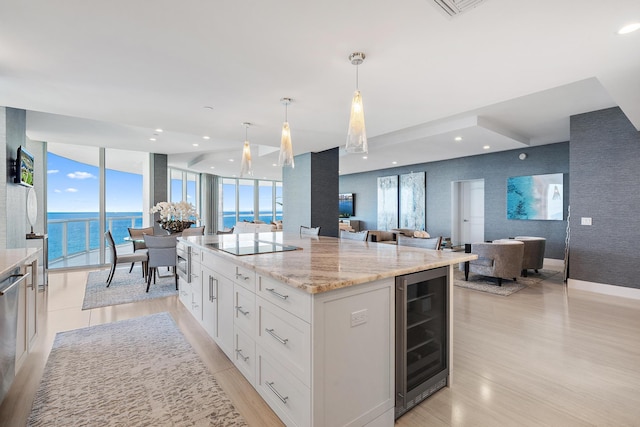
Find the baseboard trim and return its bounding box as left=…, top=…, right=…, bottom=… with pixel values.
left=567, top=279, right=640, bottom=300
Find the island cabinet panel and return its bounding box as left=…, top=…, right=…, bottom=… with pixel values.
left=311, top=278, right=395, bottom=427
left=201, top=269, right=218, bottom=339
left=234, top=283, right=256, bottom=336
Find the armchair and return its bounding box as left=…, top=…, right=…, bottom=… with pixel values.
left=463, top=240, right=524, bottom=286
left=514, top=236, right=546, bottom=276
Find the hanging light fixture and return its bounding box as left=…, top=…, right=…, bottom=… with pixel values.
left=346, top=52, right=368, bottom=154
left=240, top=122, right=253, bottom=177
left=278, top=97, right=294, bottom=168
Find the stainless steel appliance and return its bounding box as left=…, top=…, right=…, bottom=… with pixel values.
left=395, top=266, right=449, bottom=419
left=176, top=241, right=191, bottom=283
left=0, top=269, right=29, bottom=403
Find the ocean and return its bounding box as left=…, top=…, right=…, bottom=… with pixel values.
left=47, top=211, right=282, bottom=261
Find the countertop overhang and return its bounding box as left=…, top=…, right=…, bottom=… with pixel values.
left=181, top=232, right=477, bottom=294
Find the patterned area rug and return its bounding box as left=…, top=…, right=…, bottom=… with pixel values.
left=28, top=312, right=247, bottom=427
left=453, top=268, right=561, bottom=296
left=82, top=266, right=178, bottom=310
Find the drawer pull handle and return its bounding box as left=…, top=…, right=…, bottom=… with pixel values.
left=265, top=328, right=288, bottom=345
left=235, top=349, right=249, bottom=362
left=209, top=276, right=218, bottom=302
left=266, top=381, right=289, bottom=404
left=235, top=272, right=250, bottom=281
left=235, top=306, right=250, bottom=316
left=265, top=288, right=289, bottom=300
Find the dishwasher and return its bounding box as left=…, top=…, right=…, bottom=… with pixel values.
left=0, top=268, right=29, bottom=403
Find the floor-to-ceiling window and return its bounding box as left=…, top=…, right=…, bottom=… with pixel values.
left=47, top=143, right=148, bottom=269
left=169, top=168, right=200, bottom=212
left=217, top=178, right=282, bottom=230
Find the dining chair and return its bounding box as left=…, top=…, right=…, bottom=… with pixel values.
left=299, top=226, right=321, bottom=236
left=182, top=226, right=205, bottom=237
left=127, top=226, right=154, bottom=275
left=104, top=230, right=148, bottom=287
left=143, top=234, right=178, bottom=292
left=397, top=234, right=442, bottom=250
left=339, top=229, right=369, bottom=241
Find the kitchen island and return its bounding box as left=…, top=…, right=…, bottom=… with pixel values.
left=178, top=232, right=476, bottom=427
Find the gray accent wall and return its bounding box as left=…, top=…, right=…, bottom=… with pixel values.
left=569, top=107, right=640, bottom=289
left=150, top=153, right=168, bottom=235
left=339, top=143, right=569, bottom=259
left=283, top=148, right=339, bottom=237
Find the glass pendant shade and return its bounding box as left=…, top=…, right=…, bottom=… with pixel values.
left=240, top=140, right=252, bottom=177
left=346, top=89, right=368, bottom=153
left=279, top=121, right=294, bottom=168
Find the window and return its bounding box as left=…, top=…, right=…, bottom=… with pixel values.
left=217, top=178, right=282, bottom=230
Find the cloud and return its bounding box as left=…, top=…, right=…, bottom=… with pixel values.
left=65, top=188, right=79, bottom=193
left=47, top=169, right=59, bottom=174
left=54, top=189, right=61, bottom=193
left=67, top=171, right=96, bottom=179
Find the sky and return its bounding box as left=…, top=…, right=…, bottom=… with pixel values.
left=47, top=152, right=143, bottom=212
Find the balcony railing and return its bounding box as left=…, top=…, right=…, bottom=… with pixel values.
left=47, top=215, right=143, bottom=269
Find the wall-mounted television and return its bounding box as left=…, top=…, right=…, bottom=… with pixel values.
left=15, top=146, right=34, bottom=187
left=339, top=193, right=355, bottom=217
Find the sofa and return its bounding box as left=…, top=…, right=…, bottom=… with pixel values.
left=233, top=221, right=277, bottom=233
left=462, top=240, right=524, bottom=286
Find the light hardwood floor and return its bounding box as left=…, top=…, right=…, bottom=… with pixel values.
left=1, top=265, right=639, bottom=426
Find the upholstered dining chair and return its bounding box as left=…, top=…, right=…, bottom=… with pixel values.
left=397, top=234, right=442, bottom=250
left=299, top=226, right=321, bottom=236
left=340, top=229, right=369, bottom=241
left=127, top=226, right=154, bottom=275
left=181, top=226, right=205, bottom=237
left=142, top=234, right=178, bottom=292
left=104, top=230, right=148, bottom=287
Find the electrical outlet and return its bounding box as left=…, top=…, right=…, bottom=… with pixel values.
left=581, top=217, right=592, bottom=226
left=351, top=309, right=368, bottom=327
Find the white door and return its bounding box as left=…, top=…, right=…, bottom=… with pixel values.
left=452, top=180, right=484, bottom=245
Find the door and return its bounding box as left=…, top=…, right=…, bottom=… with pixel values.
left=452, top=180, right=484, bottom=245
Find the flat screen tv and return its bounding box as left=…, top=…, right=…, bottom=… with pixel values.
left=339, top=193, right=355, bottom=217
left=15, top=146, right=34, bottom=187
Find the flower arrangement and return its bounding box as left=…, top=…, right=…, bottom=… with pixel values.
left=150, top=201, right=199, bottom=233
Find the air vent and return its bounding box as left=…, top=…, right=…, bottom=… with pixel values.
left=431, top=0, right=488, bottom=17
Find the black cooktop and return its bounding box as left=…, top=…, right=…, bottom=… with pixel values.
left=206, top=238, right=301, bottom=256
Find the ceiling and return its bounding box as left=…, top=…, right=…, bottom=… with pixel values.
left=1, top=0, right=639, bottom=180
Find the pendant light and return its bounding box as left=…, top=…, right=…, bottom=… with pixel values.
left=240, top=122, right=253, bottom=177
left=278, top=97, right=294, bottom=168
left=346, top=52, right=368, bottom=154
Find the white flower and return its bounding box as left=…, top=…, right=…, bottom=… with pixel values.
left=150, top=201, right=199, bottom=221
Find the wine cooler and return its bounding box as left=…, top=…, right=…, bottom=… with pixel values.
left=395, top=266, right=449, bottom=419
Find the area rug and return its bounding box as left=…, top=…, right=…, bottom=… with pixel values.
left=82, top=266, right=178, bottom=310
left=453, top=268, right=561, bottom=296
left=28, top=312, right=247, bottom=427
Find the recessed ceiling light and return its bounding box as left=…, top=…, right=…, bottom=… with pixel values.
left=192, top=143, right=199, bottom=147
left=229, top=159, right=234, bottom=162
left=272, top=163, right=277, bottom=167
left=392, top=161, right=397, bottom=165
left=203, top=136, right=210, bottom=140
left=454, top=136, right=463, bottom=142
left=618, top=23, right=640, bottom=34
left=483, top=145, right=490, bottom=150
left=149, top=138, right=156, bottom=141
left=210, top=166, right=215, bottom=169
left=155, top=128, right=163, bottom=133
left=362, top=156, right=368, bottom=159
left=204, top=106, right=214, bottom=110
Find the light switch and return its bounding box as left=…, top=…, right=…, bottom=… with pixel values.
left=581, top=217, right=592, bottom=226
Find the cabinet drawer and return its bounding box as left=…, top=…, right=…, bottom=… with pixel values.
left=257, top=348, right=310, bottom=427
left=234, top=284, right=256, bottom=336
left=202, top=252, right=255, bottom=291
left=178, top=278, right=191, bottom=307
left=191, top=278, right=203, bottom=322
left=257, top=298, right=311, bottom=386
left=258, top=275, right=311, bottom=322
left=234, top=327, right=256, bottom=386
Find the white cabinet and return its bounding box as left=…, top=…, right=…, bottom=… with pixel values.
left=190, top=245, right=395, bottom=427
left=15, top=257, right=38, bottom=372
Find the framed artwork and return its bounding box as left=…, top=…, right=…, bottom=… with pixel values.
left=399, top=172, right=426, bottom=230
left=507, top=173, right=564, bottom=220
left=377, top=176, right=398, bottom=230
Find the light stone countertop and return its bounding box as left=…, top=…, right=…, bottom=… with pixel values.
left=0, top=248, right=40, bottom=277
left=182, top=232, right=477, bottom=294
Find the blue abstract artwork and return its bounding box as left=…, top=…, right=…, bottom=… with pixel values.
left=507, top=173, right=563, bottom=220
